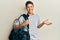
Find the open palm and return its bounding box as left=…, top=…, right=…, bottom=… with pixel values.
left=43, top=19, right=52, bottom=25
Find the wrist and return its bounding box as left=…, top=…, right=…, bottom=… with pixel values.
left=42, top=22, right=45, bottom=25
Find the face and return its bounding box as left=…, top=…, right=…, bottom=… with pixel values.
left=26, top=4, right=34, bottom=14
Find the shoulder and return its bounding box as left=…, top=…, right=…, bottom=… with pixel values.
left=19, top=14, right=26, bottom=20
left=34, top=14, right=40, bottom=18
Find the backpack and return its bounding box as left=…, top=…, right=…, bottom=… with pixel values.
left=9, top=14, right=30, bottom=40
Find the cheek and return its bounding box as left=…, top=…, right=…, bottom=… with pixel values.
left=31, top=8, right=33, bottom=10
left=31, top=7, right=34, bottom=10
left=26, top=8, right=29, bottom=11
left=26, top=7, right=34, bottom=12
left=30, top=8, right=34, bottom=11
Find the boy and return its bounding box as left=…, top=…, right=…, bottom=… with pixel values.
left=15, top=1, right=52, bottom=40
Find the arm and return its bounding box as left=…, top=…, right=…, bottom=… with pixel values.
left=37, top=19, right=52, bottom=28
left=37, top=22, right=44, bottom=28
left=14, top=16, right=29, bottom=29
left=15, top=20, right=29, bottom=29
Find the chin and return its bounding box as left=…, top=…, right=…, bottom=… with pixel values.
left=29, top=11, right=33, bottom=13
left=29, top=12, right=33, bottom=14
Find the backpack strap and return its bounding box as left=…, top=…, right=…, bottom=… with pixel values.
left=13, top=14, right=29, bottom=30
left=21, top=14, right=29, bottom=29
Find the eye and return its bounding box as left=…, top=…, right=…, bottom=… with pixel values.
left=27, top=6, right=30, bottom=8
left=31, top=6, right=32, bottom=7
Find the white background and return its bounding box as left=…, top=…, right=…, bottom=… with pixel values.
left=0, top=0, right=60, bottom=40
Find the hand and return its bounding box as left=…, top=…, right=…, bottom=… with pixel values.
left=14, top=19, right=29, bottom=29
left=43, top=19, right=52, bottom=25
left=24, top=19, right=29, bottom=25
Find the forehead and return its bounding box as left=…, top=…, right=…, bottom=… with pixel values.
left=27, top=4, right=34, bottom=7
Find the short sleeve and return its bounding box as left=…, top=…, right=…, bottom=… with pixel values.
left=37, top=14, right=40, bottom=25
left=15, top=16, right=24, bottom=25
left=19, top=16, right=25, bottom=23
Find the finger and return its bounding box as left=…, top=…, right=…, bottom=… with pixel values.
left=47, top=22, right=52, bottom=25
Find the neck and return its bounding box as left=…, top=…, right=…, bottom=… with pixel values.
left=28, top=13, right=34, bottom=16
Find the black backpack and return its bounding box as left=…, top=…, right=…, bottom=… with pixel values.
left=9, top=14, right=30, bottom=40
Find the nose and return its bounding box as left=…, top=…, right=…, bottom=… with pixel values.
left=29, top=7, right=32, bottom=10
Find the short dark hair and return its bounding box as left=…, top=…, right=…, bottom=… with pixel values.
left=25, top=1, right=34, bottom=7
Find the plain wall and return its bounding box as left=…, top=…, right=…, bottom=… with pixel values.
left=0, top=0, right=60, bottom=40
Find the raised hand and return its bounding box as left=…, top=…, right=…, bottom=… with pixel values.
left=43, top=19, right=52, bottom=25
